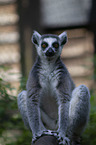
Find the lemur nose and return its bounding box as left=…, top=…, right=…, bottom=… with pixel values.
left=45, top=48, right=54, bottom=57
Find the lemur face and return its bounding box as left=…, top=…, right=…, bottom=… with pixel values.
left=32, top=31, right=67, bottom=60
left=41, top=36, right=60, bottom=58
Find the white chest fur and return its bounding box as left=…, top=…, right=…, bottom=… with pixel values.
left=39, top=62, right=59, bottom=121
left=39, top=62, right=58, bottom=95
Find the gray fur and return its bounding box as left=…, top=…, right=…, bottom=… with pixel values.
left=17, top=31, right=90, bottom=145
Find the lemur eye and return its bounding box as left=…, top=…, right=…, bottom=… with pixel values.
left=53, top=42, right=59, bottom=50
left=41, top=42, right=48, bottom=50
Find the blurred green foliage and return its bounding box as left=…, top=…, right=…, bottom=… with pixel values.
left=82, top=94, right=96, bottom=145
left=0, top=77, right=31, bottom=145
left=0, top=75, right=96, bottom=145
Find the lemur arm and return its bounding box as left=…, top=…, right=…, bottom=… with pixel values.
left=57, top=76, right=71, bottom=144
left=58, top=99, right=70, bottom=135
left=27, top=88, right=41, bottom=134
left=26, top=69, right=43, bottom=139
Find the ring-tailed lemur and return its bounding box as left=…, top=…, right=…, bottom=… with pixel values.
left=17, top=31, right=90, bottom=145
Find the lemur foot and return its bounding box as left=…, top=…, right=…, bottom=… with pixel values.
left=44, top=131, right=70, bottom=145
left=57, top=134, right=70, bottom=145
left=32, top=130, right=47, bottom=143
left=32, top=131, right=44, bottom=143
left=32, top=130, right=57, bottom=143
left=43, top=130, right=57, bottom=136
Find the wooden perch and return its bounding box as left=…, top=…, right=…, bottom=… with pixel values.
left=31, top=135, right=59, bottom=145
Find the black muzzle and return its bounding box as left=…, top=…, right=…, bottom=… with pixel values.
left=45, top=48, right=55, bottom=57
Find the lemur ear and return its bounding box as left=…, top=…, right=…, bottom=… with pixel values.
left=59, top=31, right=68, bottom=46
left=31, top=31, right=41, bottom=46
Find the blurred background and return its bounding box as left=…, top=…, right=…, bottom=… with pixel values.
left=0, top=0, right=96, bottom=144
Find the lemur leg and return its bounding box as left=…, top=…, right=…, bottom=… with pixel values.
left=17, top=91, right=45, bottom=131
left=68, top=85, right=90, bottom=143
left=17, top=91, right=31, bottom=130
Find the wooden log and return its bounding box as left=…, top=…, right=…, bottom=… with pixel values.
left=61, top=39, right=94, bottom=58
left=0, top=14, right=19, bottom=25
left=0, top=0, right=16, bottom=4
left=31, top=135, right=59, bottom=145
left=73, top=77, right=94, bottom=89
left=0, top=63, right=21, bottom=82
left=0, top=25, right=18, bottom=32
left=0, top=4, right=17, bottom=14
left=62, top=57, right=93, bottom=66
left=0, top=32, right=19, bottom=43
left=0, top=44, right=20, bottom=64
left=67, top=65, right=93, bottom=77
